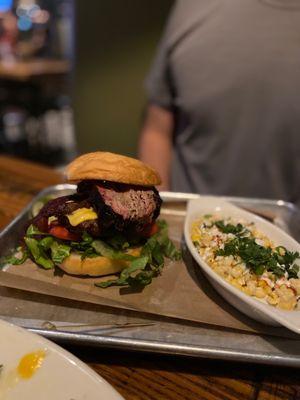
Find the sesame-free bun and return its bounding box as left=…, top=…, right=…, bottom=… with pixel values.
left=66, top=151, right=161, bottom=187
left=58, top=247, right=141, bottom=277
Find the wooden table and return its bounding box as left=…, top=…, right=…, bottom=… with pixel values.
left=0, top=155, right=299, bottom=400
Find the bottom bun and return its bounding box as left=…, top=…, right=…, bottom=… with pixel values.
left=58, top=247, right=141, bottom=277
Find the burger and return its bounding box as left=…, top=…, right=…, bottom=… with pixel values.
left=8, top=152, right=180, bottom=288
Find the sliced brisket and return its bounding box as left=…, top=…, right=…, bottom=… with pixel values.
left=77, top=180, right=162, bottom=236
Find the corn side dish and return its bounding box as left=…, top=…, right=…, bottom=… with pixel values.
left=191, top=214, right=300, bottom=310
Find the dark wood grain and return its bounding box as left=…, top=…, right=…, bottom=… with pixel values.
left=64, top=346, right=300, bottom=400
left=0, top=155, right=299, bottom=400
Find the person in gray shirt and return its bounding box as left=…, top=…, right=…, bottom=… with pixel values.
left=138, top=0, right=300, bottom=205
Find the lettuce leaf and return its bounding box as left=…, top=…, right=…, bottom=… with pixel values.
left=24, top=237, right=54, bottom=269
left=50, top=241, right=71, bottom=264
left=106, top=234, right=130, bottom=250
left=26, top=224, right=47, bottom=236
left=8, top=219, right=181, bottom=289
left=0, top=248, right=29, bottom=267
left=92, top=240, right=136, bottom=261
left=96, top=220, right=181, bottom=289
left=23, top=236, right=71, bottom=269
left=39, top=237, right=54, bottom=250
left=96, top=256, right=149, bottom=288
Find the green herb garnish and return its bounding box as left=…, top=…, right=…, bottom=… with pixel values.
left=214, top=223, right=299, bottom=278
left=214, top=220, right=246, bottom=235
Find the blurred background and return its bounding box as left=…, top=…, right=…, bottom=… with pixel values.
left=0, top=0, right=173, bottom=166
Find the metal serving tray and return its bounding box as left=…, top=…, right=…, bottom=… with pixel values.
left=1, top=185, right=300, bottom=367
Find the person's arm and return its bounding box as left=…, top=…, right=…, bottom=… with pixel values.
left=138, top=104, right=174, bottom=191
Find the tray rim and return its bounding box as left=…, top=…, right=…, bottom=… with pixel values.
left=1, top=185, right=300, bottom=367
left=26, top=328, right=300, bottom=368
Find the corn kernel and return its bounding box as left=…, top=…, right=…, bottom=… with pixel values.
left=266, top=293, right=279, bottom=305
left=255, top=287, right=266, bottom=299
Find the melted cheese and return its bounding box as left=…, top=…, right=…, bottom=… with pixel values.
left=67, top=208, right=97, bottom=226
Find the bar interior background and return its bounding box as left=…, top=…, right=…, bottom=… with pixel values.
left=0, top=0, right=173, bottom=166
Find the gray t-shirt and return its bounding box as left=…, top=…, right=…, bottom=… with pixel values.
left=146, top=0, right=300, bottom=204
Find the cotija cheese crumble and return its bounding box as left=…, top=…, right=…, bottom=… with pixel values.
left=191, top=214, right=300, bottom=310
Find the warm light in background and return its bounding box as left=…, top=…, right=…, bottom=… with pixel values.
left=0, top=0, right=13, bottom=13
left=16, top=1, right=49, bottom=31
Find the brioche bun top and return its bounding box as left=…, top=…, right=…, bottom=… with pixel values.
left=66, top=151, right=161, bottom=186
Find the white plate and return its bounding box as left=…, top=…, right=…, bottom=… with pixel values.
left=0, top=319, right=124, bottom=400
left=184, top=196, right=300, bottom=334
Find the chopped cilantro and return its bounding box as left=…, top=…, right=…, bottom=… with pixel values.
left=214, top=220, right=246, bottom=235
left=215, top=226, right=299, bottom=278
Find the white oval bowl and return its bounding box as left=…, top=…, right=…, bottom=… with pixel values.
left=184, top=196, right=300, bottom=334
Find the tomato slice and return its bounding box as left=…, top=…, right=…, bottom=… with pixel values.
left=49, top=226, right=79, bottom=241
left=141, top=222, right=159, bottom=238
